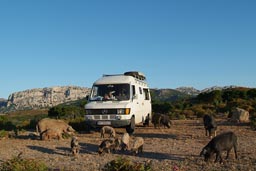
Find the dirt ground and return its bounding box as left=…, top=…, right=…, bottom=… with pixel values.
left=0, top=119, right=255, bottom=171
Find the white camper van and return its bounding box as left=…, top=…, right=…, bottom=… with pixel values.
left=85, top=71, right=151, bottom=133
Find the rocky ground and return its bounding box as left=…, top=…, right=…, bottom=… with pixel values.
left=0, top=119, right=255, bottom=171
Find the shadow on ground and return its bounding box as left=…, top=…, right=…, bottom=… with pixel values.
left=27, top=145, right=66, bottom=156
left=133, top=133, right=177, bottom=139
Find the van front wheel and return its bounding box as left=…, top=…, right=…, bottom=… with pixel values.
left=126, top=117, right=135, bottom=134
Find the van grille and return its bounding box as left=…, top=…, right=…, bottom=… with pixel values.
left=109, top=115, right=116, bottom=119
left=102, top=115, right=108, bottom=120
left=94, top=115, right=100, bottom=119
left=88, top=109, right=117, bottom=115
left=91, top=115, right=116, bottom=120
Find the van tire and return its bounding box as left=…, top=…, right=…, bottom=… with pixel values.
left=126, top=117, right=135, bottom=134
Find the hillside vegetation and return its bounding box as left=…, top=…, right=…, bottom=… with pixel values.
left=1, top=88, right=256, bottom=132
left=157, top=87, right=256, bottom=118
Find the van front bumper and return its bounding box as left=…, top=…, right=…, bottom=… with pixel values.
left=85, top=119, right=131, bottom=128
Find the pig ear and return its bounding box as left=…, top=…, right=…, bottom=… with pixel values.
left=67, top=126, right=73, bottom=131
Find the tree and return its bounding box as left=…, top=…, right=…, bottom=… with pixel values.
left=247, top=89, right=256, bottom=99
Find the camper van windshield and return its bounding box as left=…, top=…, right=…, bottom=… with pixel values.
left=90, top=84, right=130, bottom=101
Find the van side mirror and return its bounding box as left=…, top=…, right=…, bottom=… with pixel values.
left=86, top=95, right=89, bottom=101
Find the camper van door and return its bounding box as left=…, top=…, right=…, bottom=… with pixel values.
left=132, top=85, right=143, bottom=124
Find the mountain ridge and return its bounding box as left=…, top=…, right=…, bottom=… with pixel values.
left=1, top=86, right=90, bottom=112
left=0, top=85, right=253, bottom=113
left=175, top=85, right=239, bottom=96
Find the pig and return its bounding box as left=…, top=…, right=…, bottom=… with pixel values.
left=131, top=137, right=144, bottom=155
left=152, top=113, right=171, bottom=128
left=152, top=113, right=163, bottom=128
left=70, top=136, right=80, bottom=156
left=203, top=114, right=217, bottom=138
left=200, top=131, right=238, bottom=163
left=41, top=128, right=63, bottom=140
left=160, top=114, right=171, bottom=128
left=120, top=133, right=130, bottom=151
left=36, top=118, right=75, bottom=140
left=98, top=138, right=120, bottom=155
left=100, top=126, right=116, bottom=138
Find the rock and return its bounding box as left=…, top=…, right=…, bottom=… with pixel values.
left=6, top=86, right=90, bottom=110
left=230, top=107, right=250, bottom=123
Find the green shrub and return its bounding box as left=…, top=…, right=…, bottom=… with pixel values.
left=250, top=112, right=256, bottom=130
left=102, top=157, right=152, bottom=171
left=0, top=130, right=8, bottom=139
left=0, top=154, right=48, bottom=171
left=48, top=105, right=85, bottom=119
left=68, top=117, right=87, bottom=132
left=177, top=114, right=186, bottom=120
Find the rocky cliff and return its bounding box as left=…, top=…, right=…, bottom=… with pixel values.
left=6, top=86, right=90, bottom=110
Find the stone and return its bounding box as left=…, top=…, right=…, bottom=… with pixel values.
left=6, top=86, right=90, bottom=110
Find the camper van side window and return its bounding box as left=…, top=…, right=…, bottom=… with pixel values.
left=132, top=85, right=136, bottom=96
left=139, top=87, right=142, bottom=94
left=143, top=88, right=150, bottom=100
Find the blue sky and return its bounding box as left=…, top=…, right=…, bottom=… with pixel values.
left=1, top=0, right=255, bottom=99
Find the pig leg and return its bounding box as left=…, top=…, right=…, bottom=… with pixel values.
left=234, top=145, right=238, bottom=159
left=215, top=151, right=223, bottom=163
left=226, top=149, right=231, bottom=159
left=139, top=145, right=143, bottom=153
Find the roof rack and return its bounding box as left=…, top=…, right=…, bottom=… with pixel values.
left=102, top=74, right=123, bottom=77
left=124, top=71, right=146, bottom=80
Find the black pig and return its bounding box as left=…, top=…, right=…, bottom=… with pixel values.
left=160, top=114, right=171, bottom=128
left=152, top=113, right=171, bottom=128
left=200, top=131, right=238, bottom=163
left=203, top=114, right=217, bottom=138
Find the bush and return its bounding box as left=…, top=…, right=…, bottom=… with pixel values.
left=0, top=116, right=16, bottom=131
left=68, top=117, right=88, bottom=132
left=0, top=153, right=48, bottom=171
left=0, top=130, right=8, bottom=139
left=250, top=112, right=256, bottom=130
left=48, top=105, right=85, bottom=119
left=102, top=157, right=152, bottom=171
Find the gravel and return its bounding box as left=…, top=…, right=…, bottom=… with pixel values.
left=0, top=119, right=255, bottom=171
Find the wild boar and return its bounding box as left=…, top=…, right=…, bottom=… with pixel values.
left=203, top=114, right=217, bottom=138
left=71, top=136, right=80, bottom=156
left=152, top=113, right=162, bottom=128
left=160, top=114, right=171, bottom=128
left=121, top=133, right=130, bottom=151
left=152, top=113, right=171, bottom=128
left=200, top=131, right=238, bottom=163
left=100, top=126, right=116, bottom=138
left=41, top=128, right=63, bottom=140
left=98, top=138, right=119, bottom=155
left=36, top=118, right=75, bottom=140
left=131, top=137, right=144, bottom=155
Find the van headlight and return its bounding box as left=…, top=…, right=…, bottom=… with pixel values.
left=117, top=108, right=130, bottom=115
